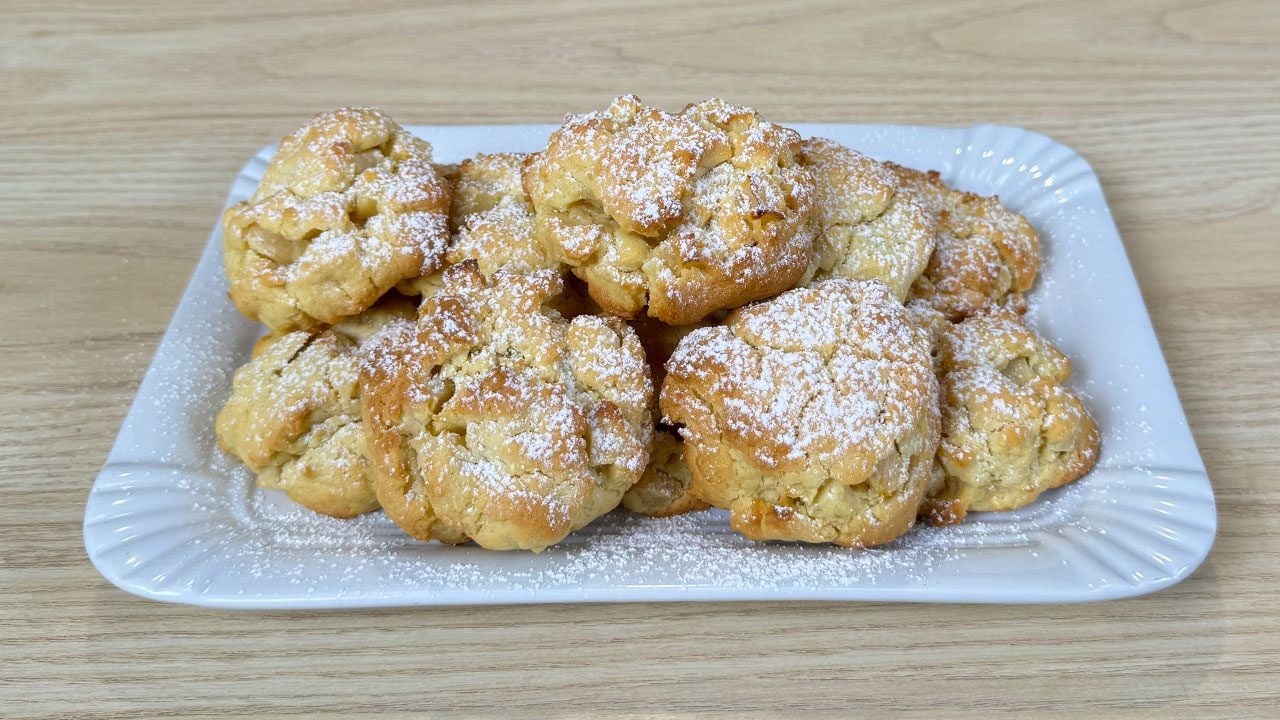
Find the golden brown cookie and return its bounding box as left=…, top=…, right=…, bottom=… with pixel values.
left=523, top=95, right=815, bottom=325
left=359, top=262, right=654, bottom=550
left=662, top=279, right=940, bottom=547
left=399, top=152, right=564, bottom=298
left=922, top=307, right=1100, bottom=525
left=619, top=316, right=711, bottom=517
left=621, top=428, right=707, bottom=517
left=798, top=139, right=937, bottom=301
left=215, top=297, right=416, bottom=518
left=889, top=164, right=949, bottom=215
left=223, top=107, right=451, bottom=331
left=891, top=164, right=1040, bottom=320
left=447, top=152, right=528, bottom=226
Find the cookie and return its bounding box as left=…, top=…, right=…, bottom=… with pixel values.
left=214, top=296, right=416, bottom=518
left=399, top=152, right=564, bottom=298
left=223, top=107, right=451, bottom=331
left=922, top=307, right=1100, bottom=525
left=891, top=164, right=1040, bottom=320
left=662, top=279, right=940, bottom=547
left=359, top=262, right=653, bottom=550
left=523, top=95, right=815, bottom=325
left=621, top=428, right=707, bottom=517
left=799, top=139, right=937, bottom=301
left=619, top=316, right=711, bottom=517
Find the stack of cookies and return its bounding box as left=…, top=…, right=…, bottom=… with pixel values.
left=215, top=98, right=1099, bottom=552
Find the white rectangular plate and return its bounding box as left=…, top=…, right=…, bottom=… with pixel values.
left=84, top=123, right=1215, bottom=607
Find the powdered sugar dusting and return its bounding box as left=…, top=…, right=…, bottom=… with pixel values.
left=525, top=96, right=812, bottom=322
left=227, top=107, right=450, bottom=328
left=172, top=448, right=1122, bottom=599
left=197, top=452, right=973, bottom=593
left=668, top=280, right=932, bottom=469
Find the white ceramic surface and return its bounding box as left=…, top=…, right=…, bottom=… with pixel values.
left=83, top=123, right=1215, bottom=608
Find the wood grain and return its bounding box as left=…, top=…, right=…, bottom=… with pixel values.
left=1, top=0, right=1278, bottom=717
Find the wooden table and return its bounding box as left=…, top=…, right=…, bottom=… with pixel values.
left=3, top=1, right=1277, bottom=716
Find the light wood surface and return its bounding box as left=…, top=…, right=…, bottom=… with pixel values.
left=2, top=0, right=1278, bottom=717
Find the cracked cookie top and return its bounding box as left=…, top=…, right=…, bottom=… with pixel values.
left=223, top=107, right=451, bottom=331
left=359, top=262, right=653, bottom=550
left=798, top=138, right=937, bottom=301
left=893, top=164, right=1040, bottom=320
left=661, top=278, right=939, bottom=547
left=215, top=297, right=415, bottom=518
left=400, top=152, right=566, bottom=298
left=522, top=95, right=816, bottom=325
left=923, top=306, right=1099, bottom=524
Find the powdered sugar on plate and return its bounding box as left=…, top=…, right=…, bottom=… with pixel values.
left=201, top=451, right=993, bottom=594
left=182, top=424, right=1120, bottom=600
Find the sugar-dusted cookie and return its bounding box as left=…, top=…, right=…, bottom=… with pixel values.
left=223, top=107, right=451, bottom=331
left=360, top=262, right=653, bottom=550
left=662, top=279, right=939, bottom=547
left=215, top=297, right=415, bottom=518
left=523, top=95, right=815, bottom=325
left=799, top=139, right=937, bottom=301
left=923, top=307, right=1099, bottom=525
left=892, top=164, right=1040, bottom=320
left=399, top=152, right=565, bottom=298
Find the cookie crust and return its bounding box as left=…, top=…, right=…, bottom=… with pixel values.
left=662, top=279, right=940, bottom=547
